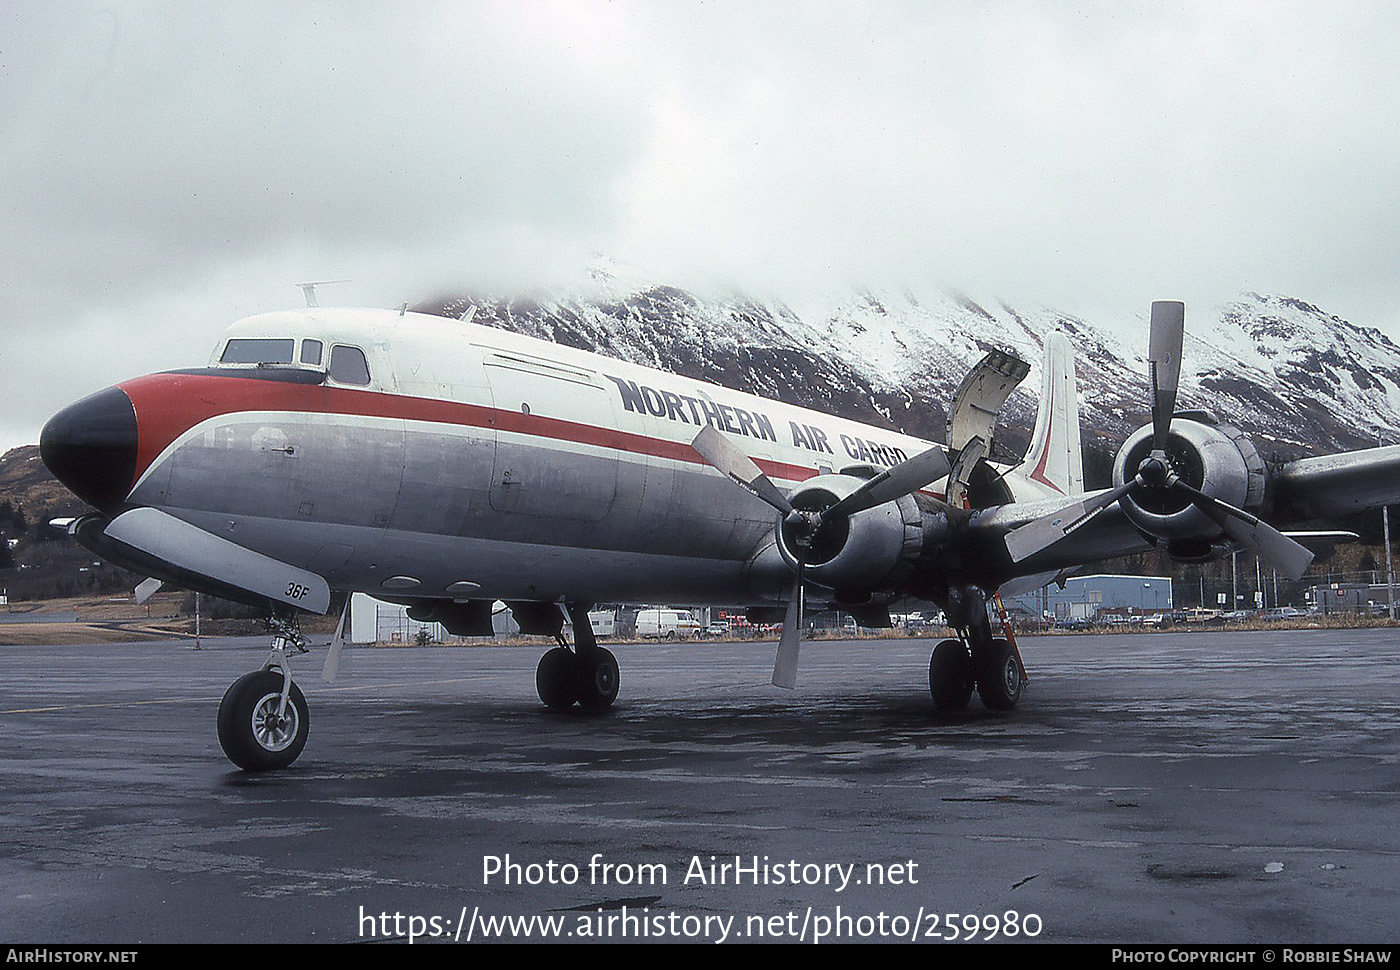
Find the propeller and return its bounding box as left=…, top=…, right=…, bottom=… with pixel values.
left=321, top=594, right=353, bottom=684
left=1005, top=301, right=1314, bottom=581
left=691, top=424, right=950, bottom=687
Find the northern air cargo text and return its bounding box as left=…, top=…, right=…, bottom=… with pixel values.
left=605, top=374, right=912, bottom=467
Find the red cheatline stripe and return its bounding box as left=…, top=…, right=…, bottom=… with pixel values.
left=118, top=372, right=823, bottom=488
left=1027, top=370, right=1064, bottom=494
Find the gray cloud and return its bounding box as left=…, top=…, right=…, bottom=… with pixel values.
left=4, top=1, right=1399, bottom=452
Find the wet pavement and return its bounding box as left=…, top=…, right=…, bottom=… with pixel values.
left=1, top=629, right=1398, bottom=943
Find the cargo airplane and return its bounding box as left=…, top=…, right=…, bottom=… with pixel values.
left=39, top=300, right=1400, bottom=769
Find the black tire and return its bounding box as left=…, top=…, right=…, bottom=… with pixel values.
left=536, top=647, right=578, bottom=709
left=217, top=670, right=309, bottom=771
left=975, top=637, right=1023, bottom=710
left=574, top=647, right=620, bottom=709
left=928, top=639, right=974, bottom=710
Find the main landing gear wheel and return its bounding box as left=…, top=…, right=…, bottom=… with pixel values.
left=574, top=647, right=619, bottom=709
left=217, top=669, right=310, bottom=771
left=535, top=646, right=620, bottom=709
left=974, top=637, right=1023, bottom=711
left=536, top=647, right=577, bottom=709
left=928, top=639, right=974, bottom=711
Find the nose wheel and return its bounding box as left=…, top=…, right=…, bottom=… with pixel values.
left=217, top=669, right=309, bottom=770
left=217, top=617, right=311, bottom=770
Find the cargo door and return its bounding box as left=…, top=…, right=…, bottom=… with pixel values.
left=483, top=350, right=618, bottom=521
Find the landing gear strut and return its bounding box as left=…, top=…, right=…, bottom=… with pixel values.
left=535, top=603, right=619, bottom=710
left=927, top=587, right=1025, bottom=711
left=217, top=614, right=311, bottom=770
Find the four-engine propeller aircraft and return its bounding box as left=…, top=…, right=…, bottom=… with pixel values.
left=38, top=299, right=1400, bottom=770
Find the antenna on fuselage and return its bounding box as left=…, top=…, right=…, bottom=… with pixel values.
left=295, top=280, right=351, bottom=308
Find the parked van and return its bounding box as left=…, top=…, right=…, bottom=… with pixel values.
left=636, top=608, right=702, bottom=639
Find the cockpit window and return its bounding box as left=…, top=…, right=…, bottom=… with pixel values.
left=220, top=338, right=295, bottom=364
left=300, top=339, right=323, bottom=366
left=329, top=345, right=371, bottom=386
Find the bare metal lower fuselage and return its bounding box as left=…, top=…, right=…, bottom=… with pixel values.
left=142, top=411, right=788, bottom=605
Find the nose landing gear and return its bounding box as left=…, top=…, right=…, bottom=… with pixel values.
left=217, top=615, right=310, bottom=770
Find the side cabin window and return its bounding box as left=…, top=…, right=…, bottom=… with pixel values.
left=329, top=344, right=371, bottom=386
left=220, top=338, right=295, bottom=364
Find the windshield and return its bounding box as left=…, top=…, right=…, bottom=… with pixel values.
left=220, top=338, right=296, bottom=364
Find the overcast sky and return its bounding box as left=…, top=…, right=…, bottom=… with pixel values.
left=4, top=1, right=1399, bottom=453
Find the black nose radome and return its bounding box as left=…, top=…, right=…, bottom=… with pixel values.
left=40, top=387, right=139, bottom=514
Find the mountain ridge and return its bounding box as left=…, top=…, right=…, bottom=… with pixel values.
left=414, top=281, right=1400, bottom=463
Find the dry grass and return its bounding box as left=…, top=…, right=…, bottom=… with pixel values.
left=5, top=591, right=1397, bottom=648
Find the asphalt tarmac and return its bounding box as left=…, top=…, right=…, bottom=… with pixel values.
left=2, top=628, right=1398, bottom=944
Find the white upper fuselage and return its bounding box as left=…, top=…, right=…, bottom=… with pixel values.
left=114, top=307, right=1065, bottom=607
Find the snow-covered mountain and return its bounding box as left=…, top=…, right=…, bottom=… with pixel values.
left=414, top=275, right=1400, bottom=466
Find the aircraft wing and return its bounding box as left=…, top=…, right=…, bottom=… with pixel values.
left=963, top=492, right=1154, bottom=589
left=969, top=302, right=1400, bottom=590
left=968, top=442, right=1400, bottom=593
left=1270, top=445, right=1400, bottom=520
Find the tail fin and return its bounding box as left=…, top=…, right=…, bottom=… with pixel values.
left=1022, top=330, right=1084, bottom=496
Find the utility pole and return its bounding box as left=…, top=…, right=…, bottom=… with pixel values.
left=1385, top=505, right=1395, bottom=621
left=1232, top=551, right=1238, bottom=612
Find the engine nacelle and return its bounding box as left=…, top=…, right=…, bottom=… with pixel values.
left=775, top=473, right=946, bottom=592
left=1111, top=414, right=1266, bottom=560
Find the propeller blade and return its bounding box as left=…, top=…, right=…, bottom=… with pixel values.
left=1170, top=480, right=1314, bottom=581
left=322, top=595, right=353, bottom=684
left=692, top=425, right=794, bottom=515
left=1148, top=300, right=1185, bottom=452
left=772, top=566, right=804, bottom=689
left=134, top=577, right=163, bottom=605
left=1003, top=479, right=1137, bottom=563
left=823, top=445, right=951, bottom=520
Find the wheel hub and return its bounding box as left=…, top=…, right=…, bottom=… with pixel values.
left=1001, top=656, right=1021, bottom=695
left=251, top=693, right=299, bottom=752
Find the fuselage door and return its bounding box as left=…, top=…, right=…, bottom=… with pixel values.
left=483, top=350, right=619, bottom=521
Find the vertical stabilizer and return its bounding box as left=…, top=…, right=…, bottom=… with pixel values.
left=1021, top=330, right=1084, bottom=496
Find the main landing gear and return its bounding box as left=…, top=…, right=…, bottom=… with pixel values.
left=927, top=590, right=1026, bottom=712
left=217, top=614, right=311, bottom=770
left=536, top=603, right=619, bottom=710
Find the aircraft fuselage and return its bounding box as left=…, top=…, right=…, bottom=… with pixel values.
left=43, top=308, right=1064, bottom=610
